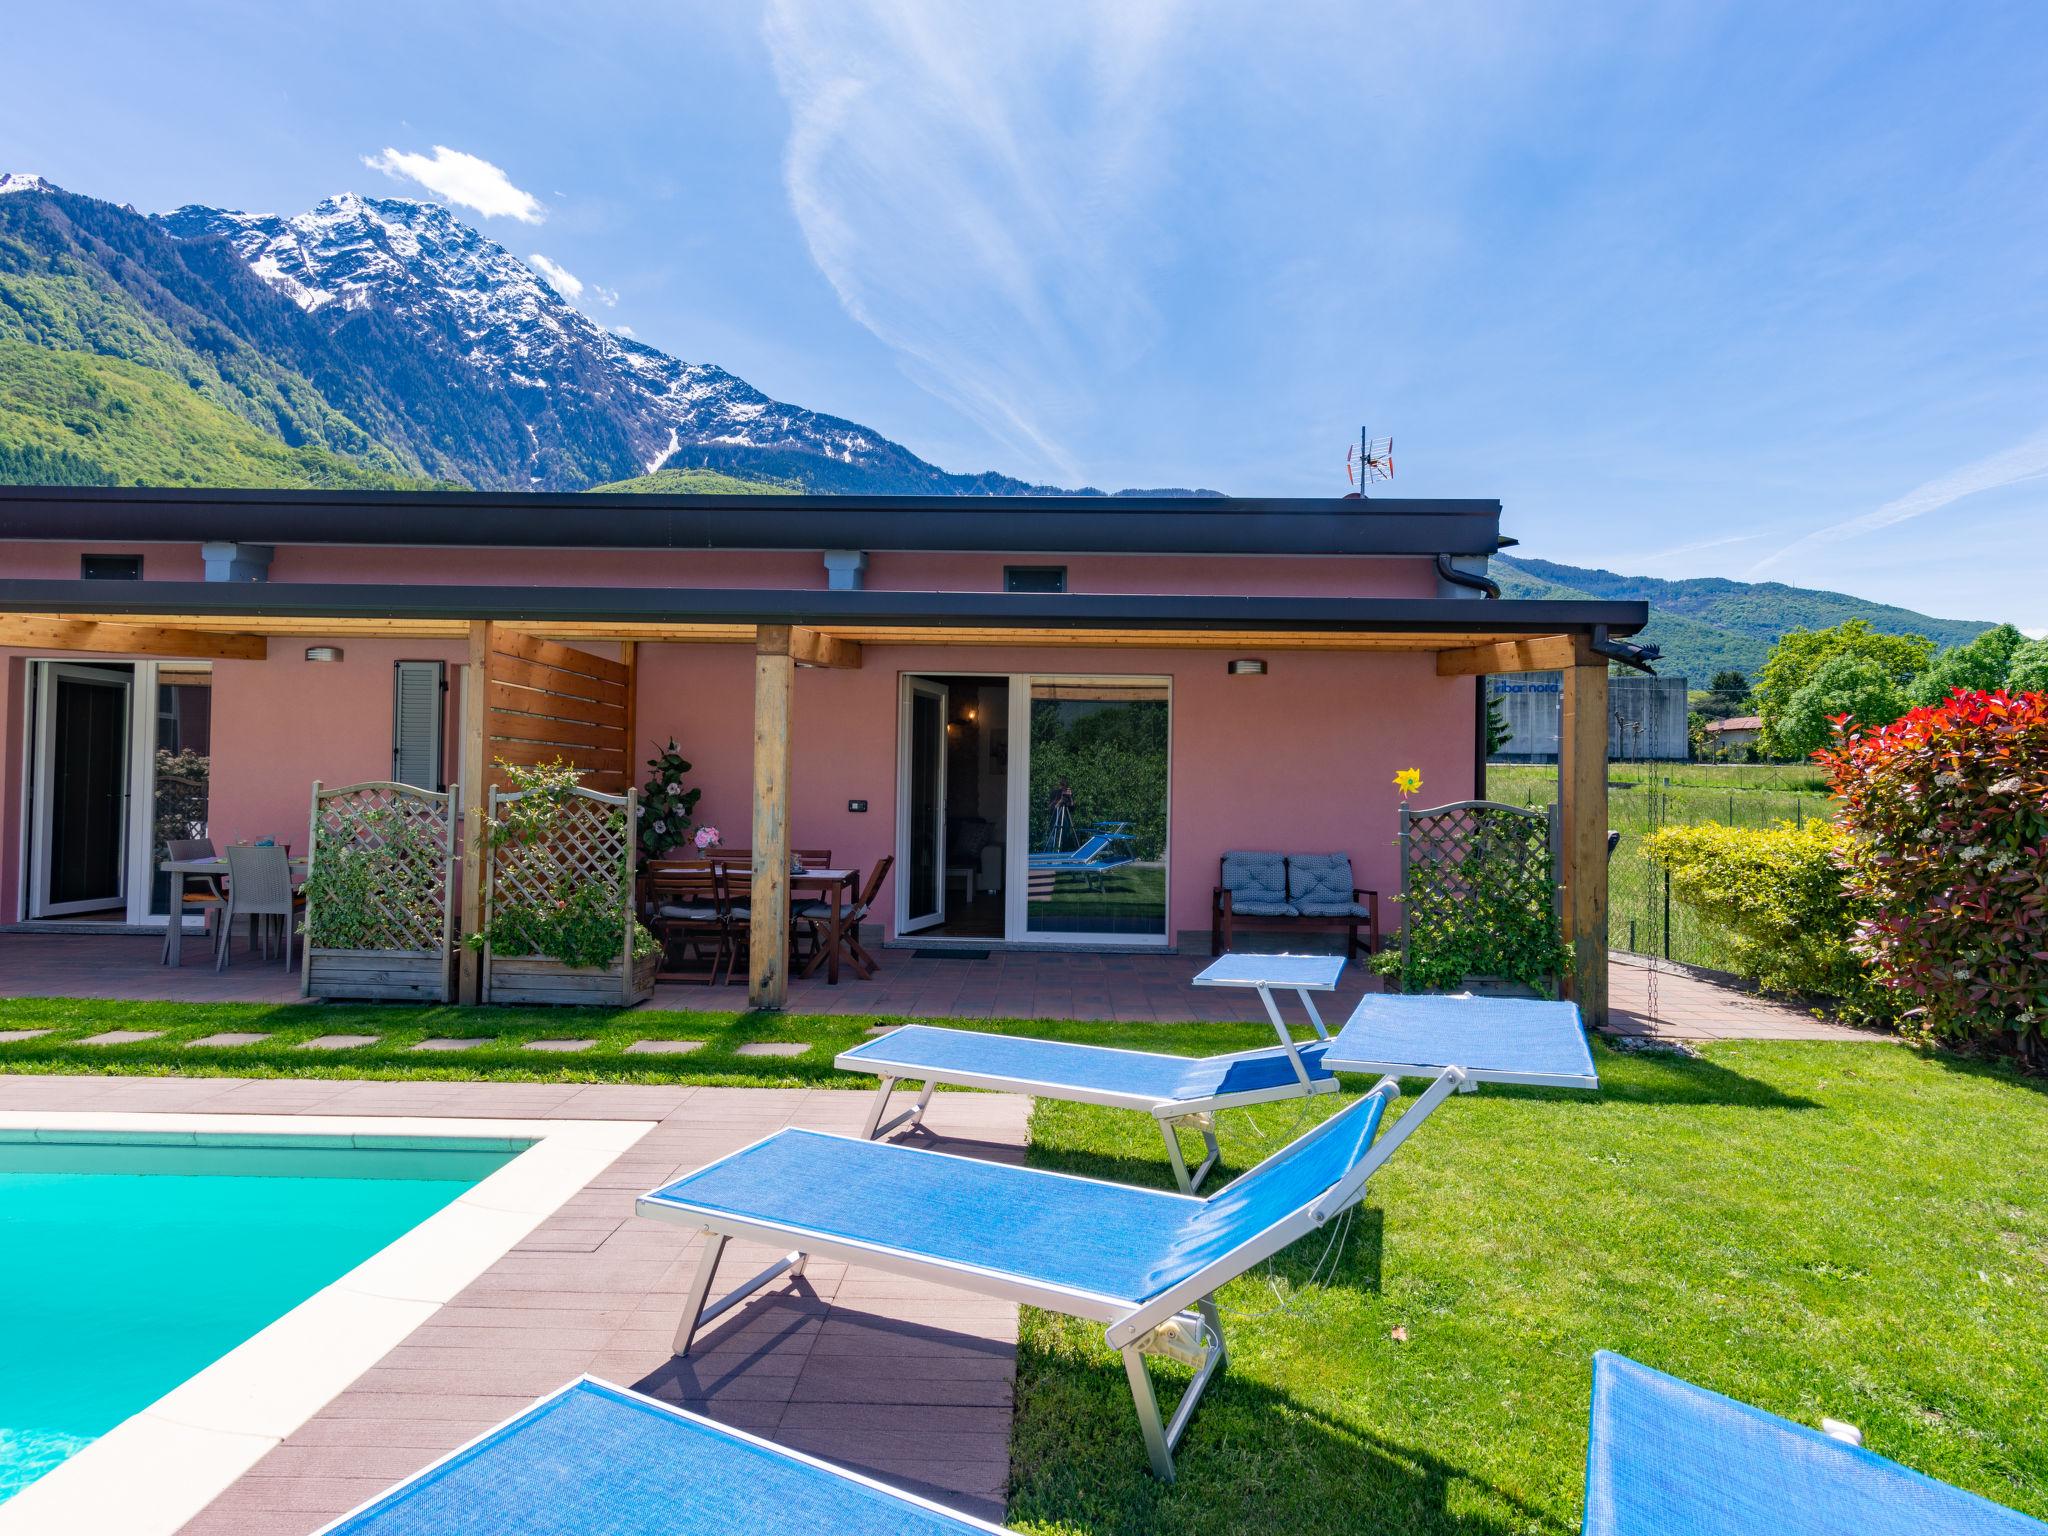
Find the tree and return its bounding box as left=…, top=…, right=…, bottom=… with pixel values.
left=1776, top=652, right=1910, bottom=758
left=1484, top=692, right=1514, bottom=756
left=1755, top=620, right=1933, bottom=757
left=1909, top=623, right=2025, bottom=705
left=1694, top=668, right=1754, bottom=723
left=2010, top=636, right=2048, bottom=695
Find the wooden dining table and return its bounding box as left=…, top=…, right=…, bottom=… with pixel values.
left=789, top=866, right=860, bottom=985
left=160, top=853, right=308, bottom=967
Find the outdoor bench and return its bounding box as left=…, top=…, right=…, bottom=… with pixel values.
left=1211, top=851, right=1378, bottom=958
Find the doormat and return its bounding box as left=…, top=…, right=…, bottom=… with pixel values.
left=913, top=948, right=991, bottom=960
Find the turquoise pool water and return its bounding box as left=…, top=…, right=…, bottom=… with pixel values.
left=0, top=1133, right=522, bottom=1502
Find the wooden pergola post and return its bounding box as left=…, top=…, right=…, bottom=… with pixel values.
left=750, top=625, right=795, bottom=1009
left=456, top=620, right=493, bottom=1005
left=1558, top=646, right=1610, bottom=1027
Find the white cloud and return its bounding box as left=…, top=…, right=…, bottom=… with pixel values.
left=762, top=0, right=1190, bottom=482
left=362, top=145, right=545, bottom=223
left=526, top=253, right=583, bottom=300
left=592, top=284, right=619, bottom=308
left=1749, top=422, right=2048, bottom=577
left=611, top=324, right=636, bottom=337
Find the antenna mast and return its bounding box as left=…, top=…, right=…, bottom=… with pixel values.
left=1344, top=427, right=1394, bottom=491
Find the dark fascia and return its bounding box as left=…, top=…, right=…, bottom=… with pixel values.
left=0, top=579, right=1647, bottom=637
left=0, top=485, right=1505, bottom=558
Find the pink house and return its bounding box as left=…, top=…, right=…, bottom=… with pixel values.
left=0, top=488, right=1647, bottom=1020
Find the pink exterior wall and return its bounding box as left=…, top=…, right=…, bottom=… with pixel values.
left=633, top=641, right=1475, bottom=943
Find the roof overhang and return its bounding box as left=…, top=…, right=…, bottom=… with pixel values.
left=0, top=580, right=1645, bottom=671
left=0, top=486, right=1505, bottom=558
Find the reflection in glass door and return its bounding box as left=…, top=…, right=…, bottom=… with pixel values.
left=898, top=678, right=949, bottom=933
left=147, top=665, right=213, bottom=917
left=1022, top=678, right=1169, bottom=941
left=30, top=664, right=134, bottom=916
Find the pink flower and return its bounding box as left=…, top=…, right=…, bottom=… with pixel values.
left=694, top=826, right=722, bottom=850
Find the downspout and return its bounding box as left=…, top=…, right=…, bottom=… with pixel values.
left=1588, top=625, right=1660, bottom=675
left=1435, top=552, right=1500, bottom=598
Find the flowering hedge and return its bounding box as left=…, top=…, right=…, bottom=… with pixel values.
left=1819, top=689, right=2048, bottom=1062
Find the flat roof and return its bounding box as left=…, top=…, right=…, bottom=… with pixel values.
left=0, top=579, right=1646, bottom=640
left=0, top=486, right=1505, bottom=558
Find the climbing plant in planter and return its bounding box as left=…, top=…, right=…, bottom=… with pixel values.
left=300, top=780, right=458, bottom=1002
left=1373, top=799, right=1572, bottom=996
left=473, top=760, right=658, bottom=1006
left=637, top=738, right=703, bottom=862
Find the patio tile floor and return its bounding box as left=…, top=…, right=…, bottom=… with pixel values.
left=0, top=931, right=1888, bottom=1042
left=0, top=1073, right=1029, bottom=1531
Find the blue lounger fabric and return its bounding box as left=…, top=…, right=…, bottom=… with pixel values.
left=643, top=1089, right=1389, bottom=1305
left=1327, top=994, right=1598, bottom=1085
left=320, top=1377, right=1003, bottom=1535
left=839, top=1025, right=1334, bottom=1106
left=1584, top=1352, right=2045, bottom=1536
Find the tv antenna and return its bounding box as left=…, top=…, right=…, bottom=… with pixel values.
left=1345, top=428, right=1393, bottom=489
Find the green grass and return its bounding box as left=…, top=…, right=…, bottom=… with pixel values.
left=1486, top=763, right=1835, bottom=971
left=1008, top=1040, right=2048, bottom=1534
left=0, top=996, right=1282, bottom=1086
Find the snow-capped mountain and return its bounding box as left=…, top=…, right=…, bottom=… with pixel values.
left=155, top=192, right=1059, bottom=493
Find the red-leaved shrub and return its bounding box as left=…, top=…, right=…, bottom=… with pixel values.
left=1818, top=688, right=2048, bottom=1062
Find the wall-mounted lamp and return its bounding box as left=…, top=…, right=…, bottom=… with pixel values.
left=1227, top=658, right=1267, bottom=676
left=305, top=645, right=344, bottom=663
left=963, top=705, right=977, bottom=721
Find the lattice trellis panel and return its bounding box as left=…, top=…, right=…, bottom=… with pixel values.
left=1399, top=799, right=1560, bottom=979
left=483, top=781, right=638, bottom=963
left=302, top=780, right=457, bottom=953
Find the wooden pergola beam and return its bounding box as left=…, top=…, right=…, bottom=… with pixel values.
left=1558, top=659, right=1610, bottom=1026
left=457, top=620, right=492, bottom=1006
left=0, top=617, right=266, bottom=660
left=756, top=623, right=862, bottom=669
left=1434, top=634, right=1581, bottom=677
left=751, top=628, right=796, bottom=1008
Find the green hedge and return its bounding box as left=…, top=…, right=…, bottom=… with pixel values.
left=1643, top=820, right=1892, bottom=1025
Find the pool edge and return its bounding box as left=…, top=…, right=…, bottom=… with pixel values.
left=0, top=1111, right=656, bottom=1536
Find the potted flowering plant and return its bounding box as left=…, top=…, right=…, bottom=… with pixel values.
left=637, top=739, right=703, bottom=862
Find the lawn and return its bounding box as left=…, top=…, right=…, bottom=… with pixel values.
left=1008, top=1039, right=2048, bottom=1535
left=1486, top=762, right=1836, bottom=971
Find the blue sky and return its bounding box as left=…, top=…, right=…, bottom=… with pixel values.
left=5, top=1, right=2046, bottom=628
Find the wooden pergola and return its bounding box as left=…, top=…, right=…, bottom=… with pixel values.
left=0, top=584, right=1637, bottom=1023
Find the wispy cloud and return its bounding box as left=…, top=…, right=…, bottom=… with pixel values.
left=527, top=253, right=583, bottom=300
left=1748, top=422, right=2048, bottom=577
left=762, top=0, right=1189, bottom=481
left=363, top=145, right=544, bottom=223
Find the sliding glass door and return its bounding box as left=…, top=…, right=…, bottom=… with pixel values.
left=1017, top=677, right=1170, bottom=943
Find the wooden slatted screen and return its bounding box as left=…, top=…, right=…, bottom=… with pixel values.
left=481, top=631, right=633, bottom=794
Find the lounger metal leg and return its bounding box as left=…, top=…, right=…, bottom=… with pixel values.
left=673, top=1234, right=810, bottom=1356
left=860, top=1076, right=898, bottom=1139
left=1123, top=1346, right=1177, bottom=1481
left=1255, top=985, right=1314, bottom=1087
left=1295, top=988, right=1330, bottom=1041
left=1158, top=1113, right=1222, bottom=1194
left=869, top=1079, right=936, bottom=1140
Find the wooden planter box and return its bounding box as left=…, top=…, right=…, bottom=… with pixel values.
left=485, top=950, right=657, bottom=1007
left=306, top=947, right=450, bottom=1003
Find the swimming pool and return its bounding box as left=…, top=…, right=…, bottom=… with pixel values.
left=0, top=1131, right=523, bottom=1503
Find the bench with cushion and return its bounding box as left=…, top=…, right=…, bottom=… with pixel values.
left=1211, top=851, right=1378, bottom=958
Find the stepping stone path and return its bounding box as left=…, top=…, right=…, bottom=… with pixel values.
left=188, top=1032, right=272, bottom=1048
left=412, top=1038, right=490, bottom=1052
left=80, top=1030, right=164, bottom=1046
left=624, top=1039, right=705, bottom=1055
left=297, top=1034, right=381, bottom=1051
left=0, top=1030, right=52, bottom=1044
left=523, top=1039, right=596, bottom=1053
left=735, top=1042, right=811, bottom=1057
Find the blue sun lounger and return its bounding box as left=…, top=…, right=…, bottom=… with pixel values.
left=1586, top=1351, right=2045, bottom=1535
left=313, top=1376, right=1011, bottom=1534
left=1027, top=822, right=1136, bottom=890
left=638, top=1074, right=1458, bottom=1480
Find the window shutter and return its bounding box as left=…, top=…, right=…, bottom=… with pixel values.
left=392, top=662, right=446, bottom=789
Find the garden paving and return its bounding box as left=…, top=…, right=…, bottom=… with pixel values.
left=0, top=1072, right=1029, bottom=1531
left=623, top=1039, right=705, bottom=1054
left=521, top=1038, right=596, bottom=1052
left=187, top=1032, right=271, bottom=1047
left=296, top=1034, right=381, bottom=1050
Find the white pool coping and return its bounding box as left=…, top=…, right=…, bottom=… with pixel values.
left=0, top=1110, right=657, bottom=1536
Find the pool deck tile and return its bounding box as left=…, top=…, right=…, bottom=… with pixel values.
left=0, top=1072, right=1027, bottom=1532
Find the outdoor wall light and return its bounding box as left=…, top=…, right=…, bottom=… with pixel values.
left=305, top=645, right=344, bottom=663
left=1228, top=658, right=1267, bottom=676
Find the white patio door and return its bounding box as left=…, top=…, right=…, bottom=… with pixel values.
left=29, top=664, right=134, bottom=916
left=896, top=677, right=949, bottom=933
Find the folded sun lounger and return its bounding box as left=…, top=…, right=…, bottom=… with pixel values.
left=313, top=1376, right=1011, bottom=1534
left=836, top=1023, right=1339, bottom=1193
left=1585, top=1351, right=2045, bottom=1535
left=638, top=1073, right=1459, bottom=1480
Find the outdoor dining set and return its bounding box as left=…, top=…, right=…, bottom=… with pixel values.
left=640, top=850, right=894, bottom=987
left=159, top=839, right=306, bottom=971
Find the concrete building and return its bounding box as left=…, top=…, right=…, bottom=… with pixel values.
left=1490, top=672, right=1691, bottom=762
